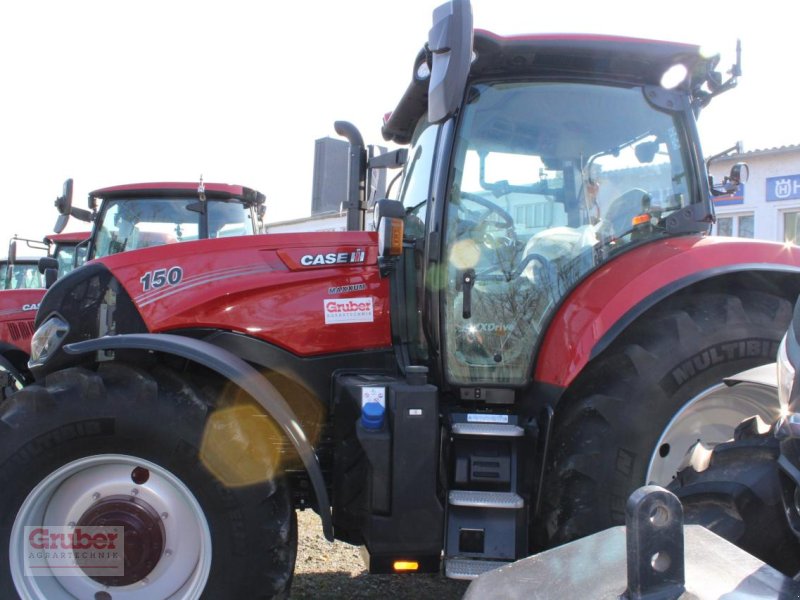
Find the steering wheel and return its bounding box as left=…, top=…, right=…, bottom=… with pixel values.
left=458, top=191, right=517, bottom=250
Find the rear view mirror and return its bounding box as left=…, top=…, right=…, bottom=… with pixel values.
left=729, top=162, right=750, bottom=185
left=54, top=178, right=73, bottom=216
left=7, top=240, right=16, bottom=264
left=38, top=256, right=58, bottom=275
left=635, top=141, right=659, bottom=164
left=44, top=268, right=58, bottom=289
left=38, top=257, right=59, bottom=288
left=719, top=162, right=749, bottom=195
left=54, top=178, right=94, bottom=232
left=53, top=179, right=74, bottom=234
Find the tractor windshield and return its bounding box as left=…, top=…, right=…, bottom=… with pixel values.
left=52, top=243, right=88, bottom=277
left=93, top=198, right=255, bottom=259
left=1, top=262, right=43, bottom=290
left=443, top=81, right=695, bottom=386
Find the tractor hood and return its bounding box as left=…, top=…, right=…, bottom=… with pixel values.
left=32, top=232, right=391, bottom=376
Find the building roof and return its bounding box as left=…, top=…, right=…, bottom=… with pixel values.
left=711, top=143, right=800, bottom=163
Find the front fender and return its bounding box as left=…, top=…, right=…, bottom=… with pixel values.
left=64, top=333, right=334, bottom=541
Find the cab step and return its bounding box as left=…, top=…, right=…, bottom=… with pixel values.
left=449, top=490, right=524, bottom=509
left=444, top=558, right=509, bottom=580
left=451, top=422, right=524, bottom=437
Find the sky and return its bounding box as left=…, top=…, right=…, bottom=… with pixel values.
left=1, top=0, right=797, bottom=254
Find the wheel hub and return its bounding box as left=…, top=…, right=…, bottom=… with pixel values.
left=78, top=494, right=165, bottom=586
left=647, top=381, right=781, bottom=485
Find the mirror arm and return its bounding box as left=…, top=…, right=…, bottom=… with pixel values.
left=70, top=207, right=95, bottom=222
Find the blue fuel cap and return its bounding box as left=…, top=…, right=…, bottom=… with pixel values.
left=361, top=402, right=385, bottom=430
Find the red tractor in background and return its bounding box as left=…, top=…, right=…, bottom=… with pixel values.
left=1, top=231, right=87, bottom=292
left=2, top=1, right=799, bottom=598
left=0, top=230, right=89, bottom=398
left=0, top=179, right=265, bottom=399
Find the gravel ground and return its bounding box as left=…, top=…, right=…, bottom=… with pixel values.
left=291, top=509, right=470, bottom=599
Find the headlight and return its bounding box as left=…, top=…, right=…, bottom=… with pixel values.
left=29, top=315, right=70, bottom=367
left=778, top=333, right=796, bottom=413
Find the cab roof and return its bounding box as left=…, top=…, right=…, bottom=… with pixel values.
left=88, top=182, right=265, bottom=206
left=382, top=30, right=713, bottom=144
left=44, top=231, right=91, bottom=245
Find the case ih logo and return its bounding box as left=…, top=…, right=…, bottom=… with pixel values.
left=24, top=525, right=124, bottom=577
left=324, top=297, right=374, bottom=324
left=300, top=249, right=366, bottom=267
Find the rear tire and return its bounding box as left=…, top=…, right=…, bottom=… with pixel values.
left=0, top=362, right=297, bottom=599
left=540, top=290, right=791, bottom=547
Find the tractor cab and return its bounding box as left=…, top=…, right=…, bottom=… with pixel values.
left=53, top=179, right=266, bottom=262
left=41, top=231, right=91, bottom=279
left=367, top=11, right=745, bottom=391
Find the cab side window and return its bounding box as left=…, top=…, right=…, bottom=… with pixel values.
left=398, top=121, right=439, bottom=237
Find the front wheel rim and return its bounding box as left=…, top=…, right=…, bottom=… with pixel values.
left=10, top=454, right=212, bottom=600
left=646, top=381, right=780, bottom=486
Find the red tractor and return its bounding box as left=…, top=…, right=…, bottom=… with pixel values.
left=1, top=230, right=88, bottom=292
left=0, top=179, right=265, bottom=400
left=1, top=1, right=798, bottom=597
left=0, top=230, right=90, bottom=398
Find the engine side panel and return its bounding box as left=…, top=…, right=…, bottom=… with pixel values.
left=535, top=236, right=800, bottom=388
left=98, top=232, right=391, bottom=356
left=0, top=289, right=46, bottom=354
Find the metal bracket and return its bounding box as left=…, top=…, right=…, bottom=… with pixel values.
left=625, top=485, right=685, bottom=600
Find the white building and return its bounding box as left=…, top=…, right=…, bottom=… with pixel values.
left=709, top=144, right=800, bottom=242
left=265, top=211, right=349, bottom=234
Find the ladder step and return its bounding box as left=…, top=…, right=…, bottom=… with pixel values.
left=451, top=422, right=524, bottom=437
left=449, top=490, right=523, bottom=509
left=445, top=558, right=509, bottom=580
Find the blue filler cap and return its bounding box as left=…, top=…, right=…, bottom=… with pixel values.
left=361, top=402, right=385, bottom=430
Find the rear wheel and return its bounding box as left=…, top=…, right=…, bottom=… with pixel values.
left=540, top=290, right=791, bottom=547
left=0, top=362, right=297, bottom=599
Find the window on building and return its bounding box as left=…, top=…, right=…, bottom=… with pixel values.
left=739, top=214, right=754, bottom=238
left=715, top=213, right=754, bottom=238
left=784, top=211, right=800, bottom=245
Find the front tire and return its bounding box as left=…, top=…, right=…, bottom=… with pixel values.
left=0, top=362, right=297, bottom=599
left=540, top=290, right=792, bottom=546
left=668, top=418, right=800, bottom=576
